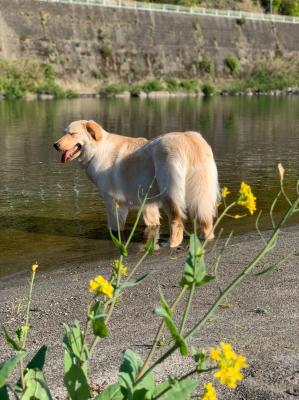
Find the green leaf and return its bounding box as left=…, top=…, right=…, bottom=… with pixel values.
left=180, top=234, right=215, bottom=287
left=64, top=355, right=90, bottom=400
left=0, top=351, right=26, bottom=388
left=91, top=302, right=109, bottom=338
left=109, top=230, right=128, bottom=256
left=15, top=345, right=48, bottom=392
left=158, top=287, right=173, bottom=317
left=196, top=275, right=215, bottom=287
left=26, top=345, right=48, bottom=371
left=63, top=322, right=90, bottom=399
left=144, top=237, right=154, bottom=255
left=120, top=273, right=151, bottom=289
left=22, top=369, right=52, bottom=400
left=191, top=347, right=207, bottom=371
left=16, top=325, right=27, bottom=343
left=155, top=287, right=188, bottom=355
left=0, top=385, right=9, bottom=399
left=95, top=382, right=123, bottom=400
left=154, top=307, right=188, bottom=356
left=154, top=381, right=170, bottom=397
left=63, top=321, right=89, bottom=364
left=2, top=326, right=22, bottom=351
left=133, top=371, right=155, bottom=400
left=158, top=378, right=198, bottom=400
left=119, top=349, right=143, bottom=398
left=118, top=349, right=156, bottom=400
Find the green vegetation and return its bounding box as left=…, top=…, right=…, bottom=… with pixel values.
left=236, top=16, right=247, bottom=25
left=179, top=79, right=199, bottom=91
left=201, top=82, right=216, bottom=96
left=103, top=82, right=129, bottom=95
left=104, top=79, right=200, bottom=96
left=229, top=71, right=296, bottom=92
left=142, top=0, right=299, bottom=15
left=145, top=0, right=262, bottom=10
left=165, top=77, right=181, bottom=91
left=2, top=57, right=299, bottom=101
left=198, top=57, right=214, bottom=75
left=224, top=60, right=299, bottom=93
left=1, top=169, right=298, bottom=399
left=260, top=0, right=299, bottom=16
left=224, top=54, right=240, bottom=74
left=141, top=79, right=165, bottom=93
left=0, top=60, right=77, bottom=100
left=130, top=84, right=143, bottom=96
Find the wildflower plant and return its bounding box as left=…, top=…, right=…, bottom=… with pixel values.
left=0, top=165, right=298, bottom=399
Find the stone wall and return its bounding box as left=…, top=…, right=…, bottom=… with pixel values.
left=1, top=0, right=299, bottom=85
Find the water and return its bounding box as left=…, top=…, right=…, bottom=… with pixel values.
left=0, top=96, right=298, bottom=278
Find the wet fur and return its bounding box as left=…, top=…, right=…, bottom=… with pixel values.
left=54, top=120, right=219, bottom=247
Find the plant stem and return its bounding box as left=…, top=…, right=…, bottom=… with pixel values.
left=137, top=197, right=298, bottom=382
left=137, top=286, right=187, bottom=379
left=152, top=367, right=217, bottom=400
left=179, top=283, right=195, bottom=335
left=125, top=251, right=149, bottom=283
left=185, top=200, right=298, bottom=341
left=80, top=299, right=94, bottom=361
left=89, top=193, right=149, bottom=358
left=21, top=271, right=36, bottom=348
left=19, top=269, right=37, bottom=390
left=89, top=254, right=124, bottom=358
left=213, top=231, right=234, bottom=276
left=19, top=360, right=25, bottom=391
left=202, top=202, right=236, bottom=249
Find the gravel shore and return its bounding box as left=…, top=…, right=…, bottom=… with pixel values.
left=0, top=226, right=298, bottom=399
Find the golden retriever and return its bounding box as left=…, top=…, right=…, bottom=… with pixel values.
left=53, top=120, right=219, bottom=247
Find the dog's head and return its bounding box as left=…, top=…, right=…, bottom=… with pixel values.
left=53, top=120, right=105, bottom=163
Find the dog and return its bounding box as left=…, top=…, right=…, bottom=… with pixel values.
left=53, top=120, right=219, bottom=247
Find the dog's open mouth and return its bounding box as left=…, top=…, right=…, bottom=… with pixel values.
left=61, top=144, right=82, bottom=163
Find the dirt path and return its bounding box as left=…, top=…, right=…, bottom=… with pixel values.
left=0, top=227, right=298, bottom=399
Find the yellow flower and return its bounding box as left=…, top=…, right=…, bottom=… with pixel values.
left=114, top=260, right=127, bottom=276
left=202, top=382, right=217, bottom=400
left=89, top=275, right=114, bottom=299
left=210, top=342, right=248, bottom=389
left=32, top=262, right=38, bottom=272
left=221, top=186, right=230, bottom=199
left=210, top=347, right=222, bottom=361
left=237, top=182, right=257, bottom=215
left=214, top=367, right=243, bottom=389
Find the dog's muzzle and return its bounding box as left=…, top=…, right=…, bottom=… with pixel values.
left=53, top=142, right=60, bottom=151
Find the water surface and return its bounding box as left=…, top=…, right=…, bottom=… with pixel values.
left=0, top=96, right=298, bottom=278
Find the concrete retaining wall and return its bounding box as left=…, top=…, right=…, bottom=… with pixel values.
left=1, top=0, right=299, bottom=84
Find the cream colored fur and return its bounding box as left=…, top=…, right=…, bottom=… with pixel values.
left=54, top=120, right=219, bottom=247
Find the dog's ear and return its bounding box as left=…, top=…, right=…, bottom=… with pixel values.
left=86, top=120, right=104, bottom=141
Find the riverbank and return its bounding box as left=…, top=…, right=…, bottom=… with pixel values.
left=0, top=226, right=298, bottom=399
left=2, top=57, right=299, bottom=100
left=2, top=80, right=299, bottom=101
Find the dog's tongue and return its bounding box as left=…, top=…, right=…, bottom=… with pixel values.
left=61, top=147, right=77, bottom=163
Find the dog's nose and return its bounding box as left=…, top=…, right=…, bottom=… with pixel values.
left=53, top=142, right=60, bottom=151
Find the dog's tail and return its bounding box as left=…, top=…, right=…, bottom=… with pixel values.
left=185, top=133, right=219, bottom=226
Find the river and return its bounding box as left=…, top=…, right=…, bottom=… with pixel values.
left=0, top=96, right=298, bottom=277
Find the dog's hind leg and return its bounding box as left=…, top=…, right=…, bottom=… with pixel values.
left=200, top=218, right=214, bottom=240
left=161, top=197, right=184, bottom=248
left=154, top=156, right=186, bottom=248
left=143, top=203, right=161, bottom=250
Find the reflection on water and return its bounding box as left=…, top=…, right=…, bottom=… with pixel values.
left=0, top=96, right=298, bottom=278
